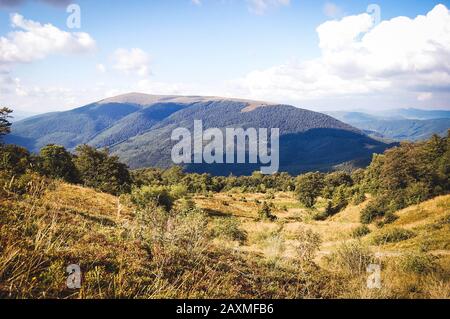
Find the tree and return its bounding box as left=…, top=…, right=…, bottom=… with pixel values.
left=295, top=172, right=324, bottom=208
left=0, top=107, right=13, bottom=140
left=38, top=144, right=79, bottom=183
left=322, top=171, right=353, bottom=199
left=74, top=145, right=132, bottom=195
left=131, top=185, right=174, bottom=211
left=0, top=144, right=32, bottom=175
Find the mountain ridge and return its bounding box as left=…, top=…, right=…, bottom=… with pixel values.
left=7, top=93, right=391, bottom=175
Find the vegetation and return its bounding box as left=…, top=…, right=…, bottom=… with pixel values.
left=295, top=172, right=324, bottom=208
left=0, top=107, right=13, bottom=139
left=372, top=228, right=416, bottom=245
left=258, top=201, right=277, bottom=221
left=7, top=93, right=389, bottom=175
left=0, top=110, right=449, bottom=299
left=38, top=144, right=79, bottom=183
left=351, top=225, right=371, bottom=238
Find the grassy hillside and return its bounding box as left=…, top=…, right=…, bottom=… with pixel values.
left=1, top=180, right=448, bottom=299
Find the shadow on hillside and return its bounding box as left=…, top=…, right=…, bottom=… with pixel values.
left=184, top=128, right=394, bottom=176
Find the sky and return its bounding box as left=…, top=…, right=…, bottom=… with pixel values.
left=1, top=0, right=450, bottom=115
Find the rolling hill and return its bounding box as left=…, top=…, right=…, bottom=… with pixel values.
left=327, top=111, right=450, bottom=142
left=7, top=93, right=392, bottom=175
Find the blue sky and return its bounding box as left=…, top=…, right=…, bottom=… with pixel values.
left=1, top=0, right=450, bottom=114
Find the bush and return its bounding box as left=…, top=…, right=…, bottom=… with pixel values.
left=383, top=212, right=399, bottom=224
left=38, top=144, right=79, bottom=183
left=400, top=251, right=438, bottom=274
left=351, top=225, right=371, bottom=238
left=258, top=202, right=277, bottom=221
left=0, top=144, right=33, bottom=176
left=352, top=191, right=366, bottom=205
left=404, top=182, right=432, bottom=206
left=295, top=227, right=321, bottom=263
left=131, top=185, right=175, bottom=211
left=328, top=240, right=374, bottom=275
left=210, top=217, right=247, bottom=243
left=372, top=228, right=416, bottom=245
left=74, top=145, right=131, bottom=195
left=360, top=197, right=388, bottom=224
left=168, top=184, right=188, bottom=200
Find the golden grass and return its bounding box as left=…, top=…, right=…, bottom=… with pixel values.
left=1, top=180, right=448, bottom=299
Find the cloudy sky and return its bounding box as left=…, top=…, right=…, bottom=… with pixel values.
left=1, top=0, right=450, bottom=114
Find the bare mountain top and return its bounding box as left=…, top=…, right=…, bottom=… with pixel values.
left=98, top=92, right=274, bottom=111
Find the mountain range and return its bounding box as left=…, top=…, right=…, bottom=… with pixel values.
left=327, top=110, right=450, bottom=142
left=7, top=93, right=393, bottom=175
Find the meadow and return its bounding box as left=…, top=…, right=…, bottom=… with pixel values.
left=1, top=179, right=448, bottom=299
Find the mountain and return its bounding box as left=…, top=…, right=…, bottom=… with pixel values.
left=327, top=111, right=450, bottom=142
left=389, top=108, right=450, bottom=120
left=7, top=93, right=392, bottom=175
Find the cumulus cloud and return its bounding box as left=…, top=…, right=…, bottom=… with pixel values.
left=234, top=4, right=450, bottom=106
left=112, top=48, right=151, bottom=77
left=0, top=13, right=95, bottom=65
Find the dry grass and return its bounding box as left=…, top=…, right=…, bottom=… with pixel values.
left=195, top=191, right=450, bottom=299
left=1, top=181, right=448, bottom=299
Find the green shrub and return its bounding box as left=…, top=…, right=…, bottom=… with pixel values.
left=360, top=197, right=387, bottom=224
left=74, top=145, right=131, bottom=195
left=0, top=144, right=33, bottom=176
left=351, top=225, right=371, bottom=238
left=169, top=184, right=188, bottom=200
left=210, top=217, right=247, bottom=243
left=295, top=172, right=324, bottom=208
left=400, top=251, right=437, bottom=274
left=372, top=228, right=416, bottom=245
left=131, top=185, right=174, bottom=211
left=352, top=191, right=366, bottom=205
left=38, top=144, right=79, bottom=183
left=383, top=212, right=399, bottom=224
left=258, top=202, right=277, bottom=221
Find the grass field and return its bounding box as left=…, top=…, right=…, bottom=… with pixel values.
left=1, top=182, right=449, bottom=299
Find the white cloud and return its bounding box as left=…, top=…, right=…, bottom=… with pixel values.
left=191, top=0, right=201, bottom=6
left=234, top=4, right=450, bottom=107
left=417, top=92, right=433, bottom=101
left=247, top=0, right=290, bottom=15
left=0, top=13, right=95, bottom=65
left=96, top=63, right=106, bottom=73
left=112, top=48, right=150, bottom=77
